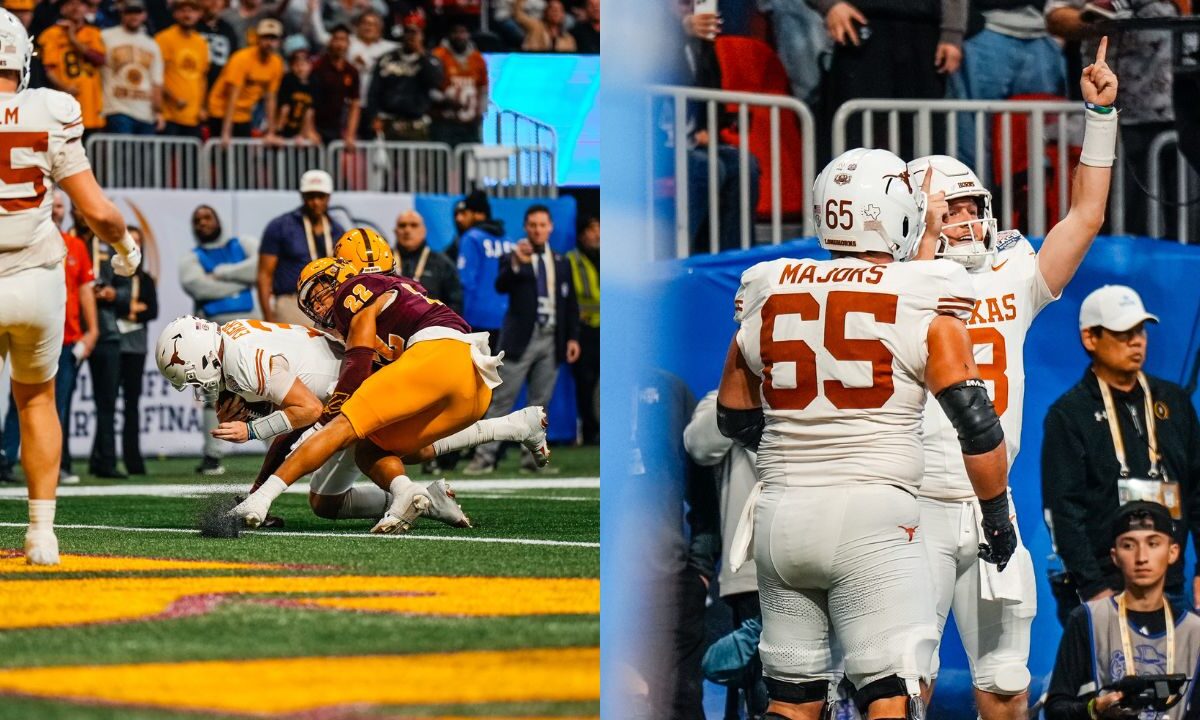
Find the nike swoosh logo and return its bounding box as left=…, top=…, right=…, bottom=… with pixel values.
left=991, top=259, right=1010, bottom=272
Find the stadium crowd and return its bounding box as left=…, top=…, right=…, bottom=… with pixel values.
left=6, top=0, right=599, bottom=147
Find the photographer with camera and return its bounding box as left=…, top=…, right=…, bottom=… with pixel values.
left=1042, top=285, right=1200, bottom=625
left=1045, top=501, right=1200, bottom=720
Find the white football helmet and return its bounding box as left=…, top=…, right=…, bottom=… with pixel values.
left=0, top=10, right=33, bottom=92
left=155, top=316, right=225, bottom=402
left=907, top=155, right=997, bottom=271
left=813, top=148, right=925, bottom=261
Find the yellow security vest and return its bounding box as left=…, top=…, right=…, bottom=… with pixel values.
left=567, top=249, right=599, bottom=328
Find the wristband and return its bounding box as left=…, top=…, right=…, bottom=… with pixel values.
left=1080, top=106, right=1119, bottom=168
left=245, top=421, right=256, bottom=441
left=979, top=491, right=1010, bottom=525
left=1085, top=101, right=1115, bottom=115
left=1087, top=698, right=1098, bottom=720
left=113, top=232, right=137, bottom=259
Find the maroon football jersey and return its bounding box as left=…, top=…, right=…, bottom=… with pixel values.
left=332, top=273, right=471, bottom=363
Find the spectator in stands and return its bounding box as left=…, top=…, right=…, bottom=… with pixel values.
left=1042, top=286, right=1200, bottom=625
left=684, top=389, right=766, bottom=718
left=393, top=209, right=463, bottom=313
left=570, top=0, right=598, bottom=53
left=101, top=0, right=165, bottom=135
left=0, top=192, right=98, bottom=487
left=112, top=226, right=157, bottom=476
left=39, top=0, right=107, bottom=134
left=346, top=9, right=396, bottom=107
left=491, top=0, right=543, bottom=49
left=567, top=216, right=598, bottom=446
left=948, top=2, right=1064, bottom=174
left=515, top=0, right=575, bottom=52
left=366, top=21, right=442, bottom=141
left=306, top=0, right=387, bottom=45
left=180, top=203, right=260, bottom=476
left=257, top=169, right=345, bottom=325
left=430, top=23, right=487, bottom=147
left=1045, top=0, right=1178, bottom=237
left=206, top=17, right=284, bottom=144
left=276, top=38, right=320, bottom=143
left=818, top=0, right=966, bottom=157
left=1044, top=501, right=1200, bottom=720
left=310, top=24, right=361, bottom=146
left=464, top=205, right=580, bottom=475
left=156, top=0, right=209, bottom=138
left=221, top=0, right=290, bottom=47
left=4, top=0, right=33, bottom=28
left=759, top=0, right=829, bottom=106
left=454, top=190, right=510, bottom=350
left=79, top=206, right=125, bottom=479
left=676, top=4, right=760, bottom=253
left=198, top=0, right=238, bottom=87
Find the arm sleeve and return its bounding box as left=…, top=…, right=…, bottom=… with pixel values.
left=1042, top=404, right=1108, bottom=597
left=318, top=346, right=375, bottom=423
left=684, top=391, right=735, bottom=466
left=939, top=0, right=967, bottom=46
left=495, top=253, right=533, bottom=293
left=179, top=252, right=252, bottom=301
left=1044, top=606, right=1096, bottom=720
left=259, top=219, right=283, bottom=257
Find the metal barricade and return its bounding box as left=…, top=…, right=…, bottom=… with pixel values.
left=1147, top=131, right=1200, bottom=244
left=649, top=85, right=817, bottom=258
left=476, top=104, right=557, bottom=197
left=832, top=98, right=1105, bottom=237
left=85, top=134, right=204, bottom=189
left=326, top=140, right=452, bottom=193
left=202, top=138, right=326, bottom=190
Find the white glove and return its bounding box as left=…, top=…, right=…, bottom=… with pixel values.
left=110, top=234, right=141, bottom=277
left=71, top=341, right=87, bottom=365
left=290, top=421, right=324, bottom=454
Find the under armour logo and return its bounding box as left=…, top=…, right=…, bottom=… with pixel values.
left=899, top=525, right=918, bottom=542
left=166, top=335, right=186, bottom=368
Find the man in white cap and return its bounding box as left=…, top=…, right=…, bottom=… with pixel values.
left=256, top=169, right=344, bottom=325
left=1042, top=285, right=1200, bottom=624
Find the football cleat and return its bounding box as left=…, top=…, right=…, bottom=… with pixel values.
left=228, top=493, right=272, bottom=529
left=24, top=530, right=59, bottom=566
left=371, top=484, right=432, bottom=535
left=520, top=406, right=551, bottom=467
left=424, top=479, right=471, bottom=528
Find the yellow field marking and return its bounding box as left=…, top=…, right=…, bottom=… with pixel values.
left=0, top=647, right=600, bottom=715
left=0, top=575, right=599, bottom=630
left=0, top=553, right=264, bottom=574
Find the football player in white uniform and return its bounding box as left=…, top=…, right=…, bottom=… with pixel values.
left=155, top=316, right=548, bottom=528
left=717, top=148, right=1014, bottom=720
left=0, top=9, right=142, bottom=565
left=909, top=38, right=1119, bottom=720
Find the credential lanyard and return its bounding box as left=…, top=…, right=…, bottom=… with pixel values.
left=1098, top=372, right=1161, bottom=479
left=302, top=216, right=332, bottom=263
left=1118, top=592, right=1175, bottom=679
left=412, top=246, right=430, bottom=280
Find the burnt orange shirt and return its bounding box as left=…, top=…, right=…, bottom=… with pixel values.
left=206, top=46, right=283, bottom=124
left=431, top=46, right=487, bottom=124
left=37, top=24, right=105, bottom=129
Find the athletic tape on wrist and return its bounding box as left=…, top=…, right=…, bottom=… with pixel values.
left=114, top=232, right=138, bottom=259
left=249, top=410, right=294, bottom=441
left=1080, top=108, right=1119, bottom=168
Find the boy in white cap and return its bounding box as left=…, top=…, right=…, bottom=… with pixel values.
left=1043, top=285, right=1200, bottom=625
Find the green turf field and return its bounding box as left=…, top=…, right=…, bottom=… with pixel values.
left=0, top=447, right=599, bottom=719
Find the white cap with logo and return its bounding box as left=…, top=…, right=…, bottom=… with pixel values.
left=1078, top=284, right=1160, bottom=331
left=299, top=170, right=333, bottom=195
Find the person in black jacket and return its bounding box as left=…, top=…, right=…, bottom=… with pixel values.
left=366, top=22, right=443, bottom=141
left=393, top=209, right=463, bottom=315
left=112, top=227, right=158, bottom=475
left=464, top=204, right=579, bottom=474
left=78, top=206, right=126, bottom=479
left=1042, top=285, right=1200, bottom=626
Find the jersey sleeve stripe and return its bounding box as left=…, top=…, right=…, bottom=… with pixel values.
left=62, top=119, right=83, bottom=129
left=938, top=296, right=975, bottom=305
left=254, top=349, right=265, bottom=396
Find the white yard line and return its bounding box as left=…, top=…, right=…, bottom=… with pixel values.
left=0, top=522, right=599, bottom=548
left=0, top=477, right=599, bottom=499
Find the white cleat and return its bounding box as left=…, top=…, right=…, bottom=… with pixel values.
left=520, top=406, right=550, bottom=467
left=228, top=493, right=271, bottom=529
left=425, top=479, right=472, bottom=528
left=24, top=530, right=59, bottom=566
left=371, top=484, right=432, bottom=535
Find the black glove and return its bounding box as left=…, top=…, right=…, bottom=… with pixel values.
left=977, top=492, right=1017, bottom=571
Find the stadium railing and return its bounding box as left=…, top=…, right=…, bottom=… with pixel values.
left=327, top=140, right=453, bottom=193
left=1147, top=130, right=1199, bottom=244
left=649, top=85, right=818, bottom=257
left=479, top=104, right=558, bottom=197
left=86, top=134, right=205, bottom=190
left=202, top=138, right=327, bottom=191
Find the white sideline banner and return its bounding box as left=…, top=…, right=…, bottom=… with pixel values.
left=0, top=190, right=417, bottom=461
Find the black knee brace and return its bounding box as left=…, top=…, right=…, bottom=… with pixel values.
left=935, top=379, right=1004, bottom=455
left=764, top=677, right=829, bottom=705
left=854, top=675, right=913, bottom=715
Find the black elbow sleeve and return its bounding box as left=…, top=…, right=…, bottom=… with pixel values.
left=716, top=403, right=764, bottom=452
left=936, top=379, right=1004, bottom=456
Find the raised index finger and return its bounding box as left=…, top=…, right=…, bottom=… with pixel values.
left=921, top=162, right=934, bottom=193
left=1096, top=35, right=1108, bottom=65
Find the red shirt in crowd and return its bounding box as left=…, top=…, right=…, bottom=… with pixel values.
left=310, top=54, right=360, bottom=141
left=63, top=232, right=95, bottom=346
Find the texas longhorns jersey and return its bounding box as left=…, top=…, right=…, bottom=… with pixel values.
left=218, top=320, right=343, bottom=405
left=734, top=256, right=976, bottom=495
left=0, top=88, right=92, bottom=277
left=920, top=231, right=1057, bottom=501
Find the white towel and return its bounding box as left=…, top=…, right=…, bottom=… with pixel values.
left=407, top=327, right=504, bottom=390
left=729, top=481, right=763, bottom=573
left=973, top=497, right=1033, bottom=603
